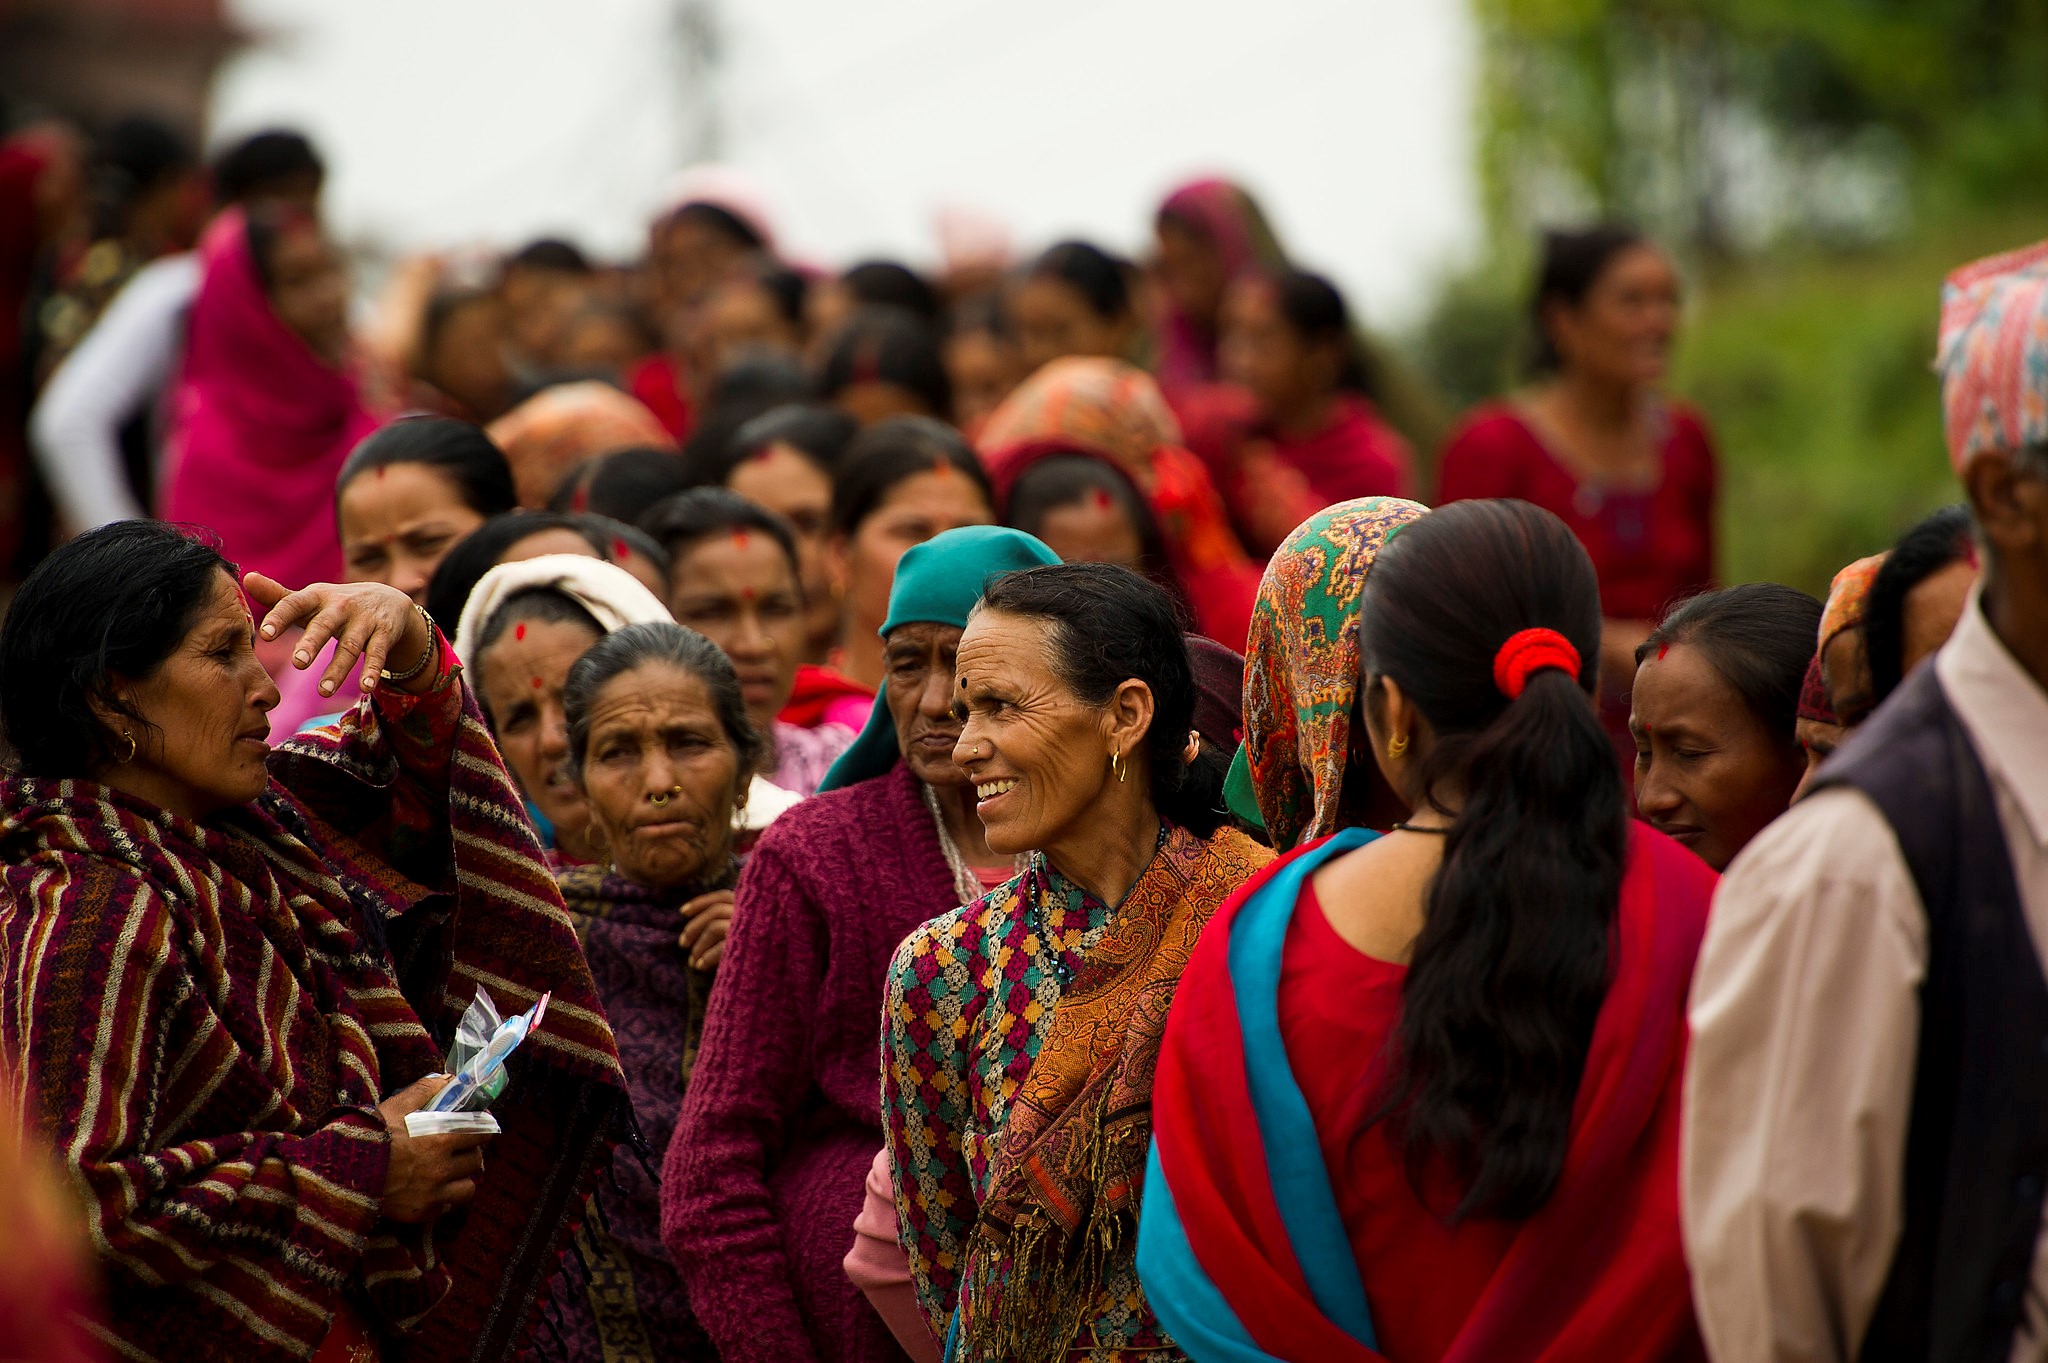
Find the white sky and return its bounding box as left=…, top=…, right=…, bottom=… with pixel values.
left=213, top=0, right=1480, bottom=325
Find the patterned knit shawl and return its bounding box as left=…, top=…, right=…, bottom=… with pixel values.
left=1244, top=498, right=1428, bottom=850
left=957, top=823, right=1272, bottom=1360
left=0, top=676, right=627, bottom=1363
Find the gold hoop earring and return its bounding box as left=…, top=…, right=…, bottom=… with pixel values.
left=1387, top=732, right=1410, bottom=760
left=1109, top=747, right=1126, bottom=783
left=117, top=730, right=137, bottom=765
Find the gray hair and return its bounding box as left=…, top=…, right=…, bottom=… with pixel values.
left=561, top=621, right=766, bottom=785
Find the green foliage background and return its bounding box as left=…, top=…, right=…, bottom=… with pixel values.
left=1409, top=0, right=2048, bottom=598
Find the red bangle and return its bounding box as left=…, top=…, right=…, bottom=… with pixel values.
left=1493, top=628, right=1582, bottom=700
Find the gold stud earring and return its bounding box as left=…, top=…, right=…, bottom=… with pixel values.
left=1387, top=732, right=1410, bottom=760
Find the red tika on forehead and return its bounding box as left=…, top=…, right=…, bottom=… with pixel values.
left=531, top=676, right=544, bottom=689
left=732, top=527, right=751, bottom=550
left=1092, top=487, right=1113, bottom=510
left=514, top=623, right=527, bottom=642
left=572, top=486, right=590, bottom=513
left=612, top=537, right=631, bottom=561
left=1657, top=642, right=1670, bottom=662
left=930, top=458, right=953, bottom=480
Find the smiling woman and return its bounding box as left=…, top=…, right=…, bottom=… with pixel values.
left=0, top=521, right=629, bottom=1363
left=880, top=560, right=1271, bottom=1362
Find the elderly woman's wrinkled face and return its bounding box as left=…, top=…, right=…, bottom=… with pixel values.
left=338, top=464, right=488, bottom=604
left=883, top=622, right=967, bottom=790
left=577, top=662, right=745, bottom=888
left=1630, top=641, right=1803, bottom=872
left=951, top=609, right=1120, bottom=857
left=111, top=571, right=281, bottom=820
left=477, top=617, right=602, bottom=843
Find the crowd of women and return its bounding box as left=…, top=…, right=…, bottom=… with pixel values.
left=2, top=111, right=2047, bottom=1363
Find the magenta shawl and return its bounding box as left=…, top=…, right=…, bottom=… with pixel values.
left=159, top=211, right=376, bottom=589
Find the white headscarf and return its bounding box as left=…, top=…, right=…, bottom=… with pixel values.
left=452, top=551, right=799, bottom=829
left=453, top=554, right=669, bottom=672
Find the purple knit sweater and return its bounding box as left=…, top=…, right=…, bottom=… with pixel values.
left=661, top=762, right=960, bottom=1363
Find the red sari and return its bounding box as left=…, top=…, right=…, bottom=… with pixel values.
left=158, top=212, right=378, bottom=591
left=1140, top=820, right=1715, bottom=1362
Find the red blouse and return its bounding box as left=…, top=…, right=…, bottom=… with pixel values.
left=1278, top=884, right=1516, bottom=1362
left=1436, top=402, right=1716, bottom=622
left=1271, top=395, right=1413, bottom=507
left=628, top=352, right=695, bottom=441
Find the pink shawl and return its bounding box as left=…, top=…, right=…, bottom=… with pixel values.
left=159, top=211, right=376, bottom=590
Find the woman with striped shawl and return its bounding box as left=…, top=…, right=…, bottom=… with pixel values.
left=0, top=521, right=630, bottom=1363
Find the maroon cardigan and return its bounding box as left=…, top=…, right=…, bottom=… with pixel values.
left=661, top=762, right=960, bottom=1363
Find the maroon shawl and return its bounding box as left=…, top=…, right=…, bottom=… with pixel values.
left=0, top=660, right=627, bottom=1363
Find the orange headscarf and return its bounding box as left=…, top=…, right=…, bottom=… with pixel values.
left=979, top=357, right=1262, bottom=647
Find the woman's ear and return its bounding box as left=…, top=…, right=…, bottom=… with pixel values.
left=1106, top=678, right=1157, bottom=761
left=825, top=533, right=851, bottom=598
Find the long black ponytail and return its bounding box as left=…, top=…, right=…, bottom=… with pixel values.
left=1358, top=498, right=1627, bottom=1221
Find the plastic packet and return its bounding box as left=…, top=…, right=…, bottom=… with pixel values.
left=444, top=987, right=511, bottom=1109
left=424, top=989, right=551, bottom=1115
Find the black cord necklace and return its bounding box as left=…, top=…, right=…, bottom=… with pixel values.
left=1391, top=821, right=1450, bottom=835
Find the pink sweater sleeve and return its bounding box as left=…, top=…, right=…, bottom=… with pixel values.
left=843, top=1148, right=941, bottom=1363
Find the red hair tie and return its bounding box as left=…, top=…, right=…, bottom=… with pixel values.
left=1493, top=628, right=1581, bottom=700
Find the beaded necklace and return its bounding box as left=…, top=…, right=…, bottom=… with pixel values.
left=922, top=782, right=1024, bottom=906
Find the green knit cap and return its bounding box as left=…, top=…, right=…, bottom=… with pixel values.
left=818, top=526, right=1059, bottom=793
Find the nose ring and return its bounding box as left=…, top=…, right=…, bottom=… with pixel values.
left=649, top=785, right=683, bottom=806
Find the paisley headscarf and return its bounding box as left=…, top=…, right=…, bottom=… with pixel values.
left=1938, top=238, right=2048, bottom=472
left=1244, top=496, right=1429, bottom=850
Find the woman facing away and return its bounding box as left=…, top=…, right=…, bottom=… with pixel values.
left=158, top=206, right=378, bottom=611
left=882, top=561, right=1274, bottom=1361
left=1437, top=227, right=1717, bottom=778
left=1139, top=499, right=1715, bottom=1363
left=0, top=521, right=629, bottom=1363
left=547, top=622, right=768, bottom=1362
left=662, top=526, right=1058, bottom=1363
left=1236, top=497, right=1432, bottom=850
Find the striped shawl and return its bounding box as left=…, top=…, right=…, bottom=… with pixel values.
left=0, top=657, right=628, bottom=1363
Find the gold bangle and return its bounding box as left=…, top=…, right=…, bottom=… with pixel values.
left=379, top=605, right=439, bottom=685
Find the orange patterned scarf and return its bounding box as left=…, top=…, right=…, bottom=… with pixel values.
left=960, top=821, right=1272, bottom=1360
